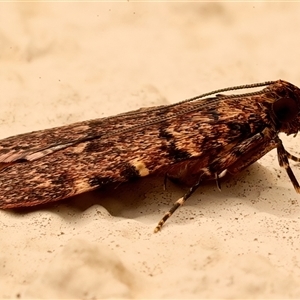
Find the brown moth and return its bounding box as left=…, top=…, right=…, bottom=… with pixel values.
left=1, top=79, right=300, bottom=232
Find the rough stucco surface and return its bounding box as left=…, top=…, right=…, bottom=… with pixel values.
left=0, top=3, right=300, bottom=299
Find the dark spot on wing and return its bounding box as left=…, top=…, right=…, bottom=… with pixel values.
left=51, top=173, right=69, bottom=185
left=88, top=176, right=112, bottom=187
left=227, top=122, right=251, bottom=138
left=162, top=141, right=191, bottom=162
left=159, top=128, right=174, bottom=140
left=85, top=141, right=101, bottom=152
left=232, top=148, right=243, bottom=158
left=0, top=148, right=14, bottom=154
left=210, top=110, right=219, bottom=121
left=120, top=163, right=140, bottom=181
left=8, top=145, right=27, bottom=151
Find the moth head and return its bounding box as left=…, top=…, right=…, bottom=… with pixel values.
left=271, top=82, right=300, bottom=135
left=272, top=97, right=299, bottom=123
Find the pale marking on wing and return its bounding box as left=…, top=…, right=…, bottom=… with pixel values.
left=25, top=143, right=75, bottom=161
left=131, top=160, right=150, bottom=177
left=71, top=143, right=87, bottom=154
left=73, top=180, right=91, bottom=194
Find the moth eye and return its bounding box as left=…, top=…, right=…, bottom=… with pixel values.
left=272, top=97, right=299, bottom=123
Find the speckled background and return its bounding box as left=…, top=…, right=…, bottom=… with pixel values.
left=0, top=2, right=300, bottom=298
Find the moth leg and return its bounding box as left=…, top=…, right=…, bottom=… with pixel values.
left=277, top=141, right=300, bottom=193
left=155, top=128, right=295, bottom=233
left=215, top=169, right=227, bottom=191
left=163, top=173, right=184, bottom=189
left=215, top=173, right=221, bottom=191
left=228, top=133, right=300, bottom=193
left=163, top=173, right=168, bottom=190
left=155, top=130, right=276, bottom=233
left=156, top=168, right=228, bottom=232
left=227, top=129, right=278, bottom=175
left=154, top=175, right=206, bottom=233
left=227, top=142, right=277, bottom=175
left=285, top=150, right=300, bottom=162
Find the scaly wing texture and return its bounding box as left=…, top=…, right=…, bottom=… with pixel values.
left=0, top=90, right=274, bottom=208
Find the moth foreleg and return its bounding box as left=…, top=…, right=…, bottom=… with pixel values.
left=277, top=141, right=300, bottom=193
left=285, top=150, right=300, bottom=162
left=227, top=129, right=278, bottom=175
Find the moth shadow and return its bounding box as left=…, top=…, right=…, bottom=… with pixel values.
left=72, top=160, right=299, bottom=221
left=66, top=176, right=173, bottom=220
left=8, top=161, right=299, bottom=223
left=8, top=176, right=169, bottom=222
left=199, top=161, right=300, bottom=219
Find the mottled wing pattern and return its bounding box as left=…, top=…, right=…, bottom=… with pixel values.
left=0, top=93, right=274, bottom=209
left=0, top=80, right=292, bottom=209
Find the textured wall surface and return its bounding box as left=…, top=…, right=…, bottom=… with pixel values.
left=0, top=2, right=300, bottom=298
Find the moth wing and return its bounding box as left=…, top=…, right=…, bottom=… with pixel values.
left=0, top=93, right=269, bottom=208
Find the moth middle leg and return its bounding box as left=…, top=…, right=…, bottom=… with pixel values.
left=154, top=128, right=279, bottom=232
left=154, top=169, right=210, bottom=233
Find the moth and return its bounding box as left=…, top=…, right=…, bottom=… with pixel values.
left=1, top=79, right=300, bottom=232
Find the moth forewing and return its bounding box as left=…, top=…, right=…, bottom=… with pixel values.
left=1, top=79, right=300, bottom=232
